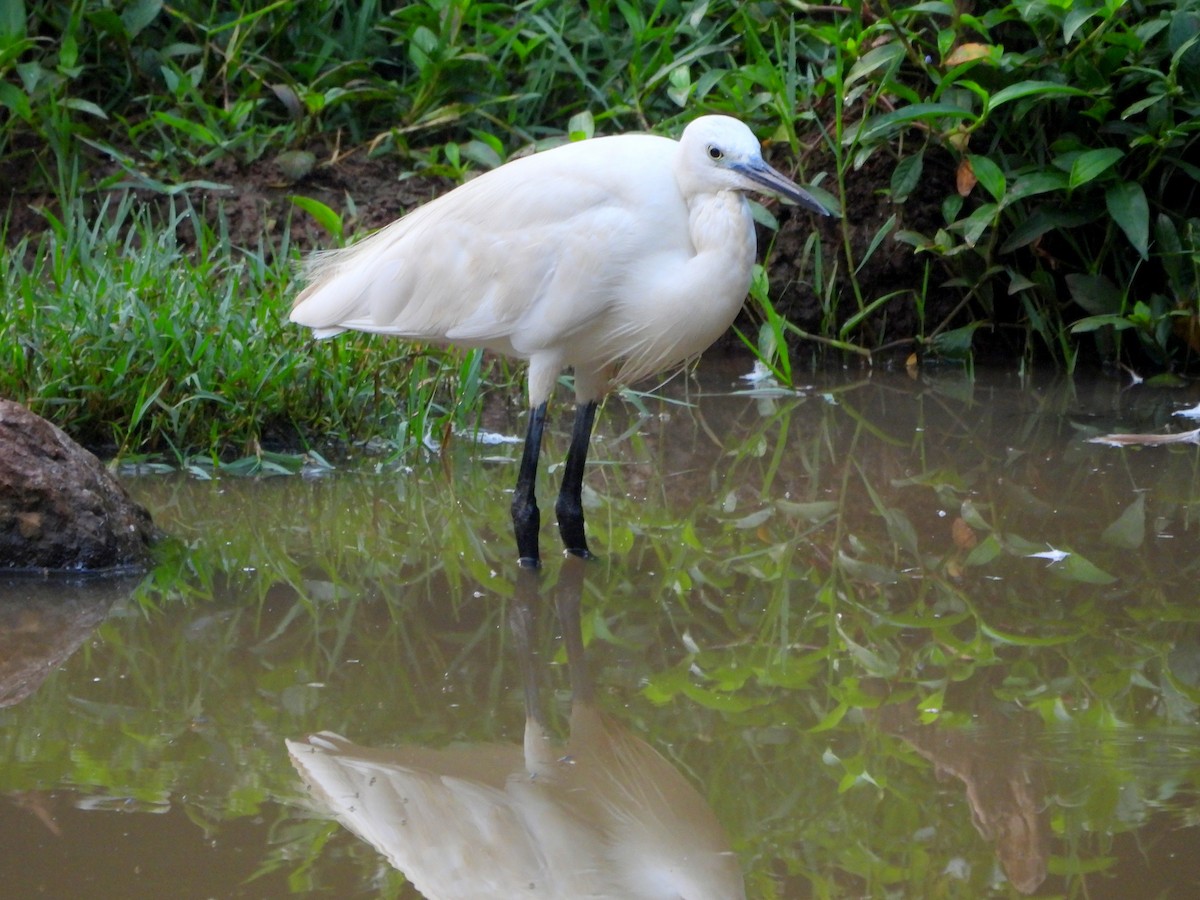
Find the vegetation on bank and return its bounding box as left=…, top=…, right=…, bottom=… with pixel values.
left=2, top=0, right=1200, bottom=459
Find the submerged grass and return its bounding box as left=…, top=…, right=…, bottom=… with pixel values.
left=5, top=372, right=1199, bottom=896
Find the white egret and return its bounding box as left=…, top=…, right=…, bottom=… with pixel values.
left=291, top=115, right=831, bottom=566
left=287, top=559, right=746, bottom=899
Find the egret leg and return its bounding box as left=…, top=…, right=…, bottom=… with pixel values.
left=509, top=566, right=545, bottom=727
left=555, top=400, right=598, bottom=559
left=554, top=556, right=593, bottom=703
left=512, top=402, right=548, bottom=568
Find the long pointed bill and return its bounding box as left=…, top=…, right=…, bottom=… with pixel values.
left=737, top=159, right=834, bottom=217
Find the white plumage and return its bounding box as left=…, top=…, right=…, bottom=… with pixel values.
left=287, top=708, right=746, bottom=900
left=287, top=559, right=748, bottom=899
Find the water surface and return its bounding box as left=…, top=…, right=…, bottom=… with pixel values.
left=2, top=359, right=1198, bottom=898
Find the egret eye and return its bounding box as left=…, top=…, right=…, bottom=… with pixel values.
left=707, top=145, right=723, bottom=161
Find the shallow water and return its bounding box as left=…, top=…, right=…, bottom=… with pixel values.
left=2, top=358, right=1199, bottom=898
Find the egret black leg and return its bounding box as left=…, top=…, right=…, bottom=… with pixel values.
left=512, top=402, right=548, bottom=568
left=555, top=399, right=598, bottom=559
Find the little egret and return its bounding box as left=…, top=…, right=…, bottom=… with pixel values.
left=291, top=115, right=831, bottom=566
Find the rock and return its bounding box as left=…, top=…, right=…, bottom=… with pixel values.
left=0, top=400, right=158, bottom=572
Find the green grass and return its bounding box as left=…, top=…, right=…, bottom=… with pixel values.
left=0, top=193, right=493, bottom=458
left=2, top=0, right=842, bottom=461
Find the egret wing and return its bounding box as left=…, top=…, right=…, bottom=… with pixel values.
left=291, top=135, right=682, bottom=357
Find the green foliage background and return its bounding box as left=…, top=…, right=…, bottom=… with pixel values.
left=3, top=0, right=1200, bottom=456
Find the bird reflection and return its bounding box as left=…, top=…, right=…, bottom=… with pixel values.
left=287, top=558, right=746, bottom=899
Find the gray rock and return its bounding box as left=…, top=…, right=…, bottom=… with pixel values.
left=0, top=400, right=158, bottom=571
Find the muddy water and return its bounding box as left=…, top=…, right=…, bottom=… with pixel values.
left=2, top=359, right=1199, bottom=898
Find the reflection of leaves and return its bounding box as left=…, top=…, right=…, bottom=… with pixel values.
left=965, top=533, right=1003, bottom=565
left=1048, top=855, right=1119, bottom=877
left=775, top=499, right=838, bottom=522
left=1052, top=552, right=1117, bottom=585
left=837, top=623, right=899, bottom=677
left=1101, top=494, right=1145, bottom=550
left=9, top=372, right=1200, bottom=898
left=861, top=474, right=920, bottom=558
left=980, top=623, right=1078, bottom=647
left=836, top=550, right=900, bottom=585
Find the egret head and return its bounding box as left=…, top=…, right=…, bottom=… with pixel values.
left=677, top=115, right=832, bottom=217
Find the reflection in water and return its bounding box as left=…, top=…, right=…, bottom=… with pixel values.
left=0, top=574, right=139, bottom=708
left=288, top=558, right=746, bottom=899
left=7, top=364, right=1200, bottom=897
left=869, top=701, right=1048, bottom=894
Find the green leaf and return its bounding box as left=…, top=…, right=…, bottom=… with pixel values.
left=1069, top=147, right=1124, bottom=189
left=289, top=195, right=343, bottom=239
left=953, top=201, right=997, bottom=246
left=890, top=152, right=924, bottom=202
left=846, top=41, right=906, bottom=87
left=567, top=110, right=594, bottom=141
left=987, top=80, right=1089, bottom=112
left=965, top=533, right=1003, bottom=566
left=882, top=507, right=919, bottom=557
left=968, top=154, right=1006, bottom=202
left=929, top=321, right=987, bottom=359
left=0, top=0, right=24, bottom=41
left=1105, top=181, right=1149, bottom=259
left=0, top=81, right=31, bottom=121
left=60, top=97, right=107, bottom=119
left=1066, top=272, right=1122, bottom=316
left=1063, top=5, right=1100, bottom=44
left=836, top=551, right=900, bottom=585
left=837, top=624, right=899, bottom=677
left=1156, top=214, right=1185, bottom=296
left=809, top=701, right=849, bottom=733
left=1008, top=169, right=1069, bottom=202
left=678, top=683, right=760, bottom=712
left=1000, top=206, right=1097, bottom=253
left=152, top=111, right=217, bottom=145
left=1047, top=856, right=1119, bottom=877
left=666, top=65, right=691, bottom=107
left=408, top=25, right=439, bottom=74
left=856, top=103, right=976, bottom=145
left=59, top=31, right=78, bottom=71
left=1121, top=93, right=1164, bottom=119
left=1070, top=314, right=1137, bottom=333
left=121, top=0, right=162, bottom=39
left=960, top=499, right=990, bottom=531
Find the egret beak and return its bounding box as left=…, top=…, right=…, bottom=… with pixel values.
left=737, top=159, right=834, bottom=217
